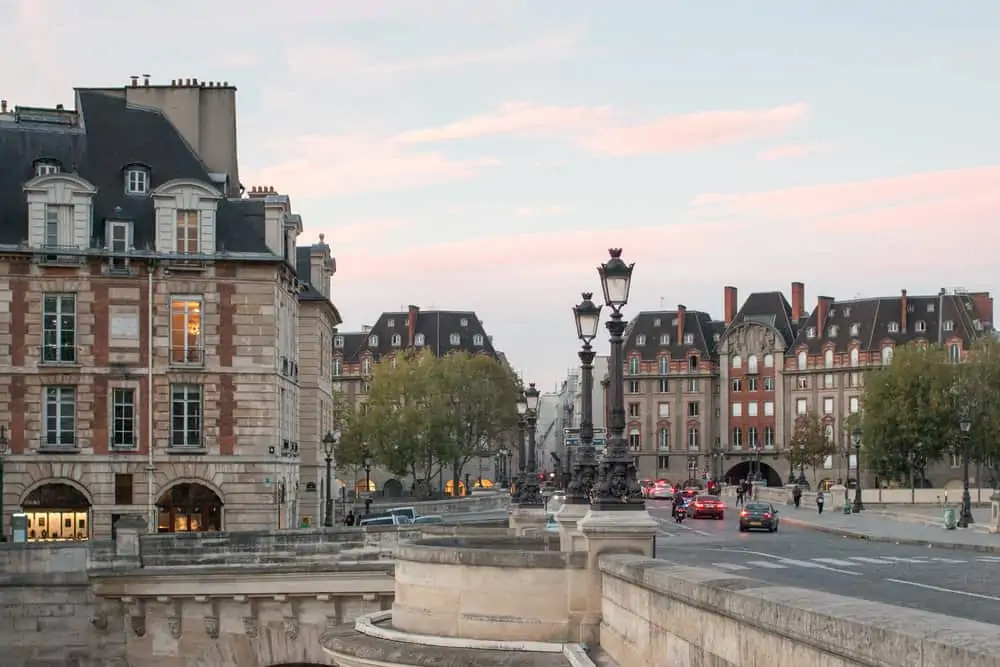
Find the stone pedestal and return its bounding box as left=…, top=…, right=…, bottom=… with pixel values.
left=555, top=502, right=588, bottom=551
left=113, top=515, right=148, bottom=568
left=576, top=508, right=658, bottom=643
left=508, top=505, right=547, bottom=535
left=990, top=493, right=1000, bottom=534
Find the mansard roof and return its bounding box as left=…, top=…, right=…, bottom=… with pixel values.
left=623, top=309, right=721, bottom=360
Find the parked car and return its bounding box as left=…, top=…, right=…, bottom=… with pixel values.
left=689, top=495, right=725, bottom=520
left=738, top=502, right=779, bottom=533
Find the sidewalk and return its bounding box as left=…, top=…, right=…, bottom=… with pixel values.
left=863, top=506, right=991, bottom=532
left=779, top=506, right=999, bottom=554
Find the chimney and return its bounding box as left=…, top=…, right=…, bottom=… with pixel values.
left=407, top=305, right=419, bottom=346
left=816, top=296, right=834, bottom=335
left=900, top=289, right=908, bottom=333
left=676, top=304, right=686, bottom=344
left=791, top=282, right=805, bottom=321
left=129, top=75, right=139, bottom=88
left=724, top=286, right=738, bottom=324
left=142, top=74, right=151, bottom=87
left=1, top=100, right=6, bottom=113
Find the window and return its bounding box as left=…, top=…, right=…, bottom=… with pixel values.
left=823, top=374, right=835, bottom=388
left=849, top=348, right=859, bottom=367
left=35, top=161, right=59, bottom=176
left=732, top=427, right=743, bottom=448
left=658, top=379, right=669, bottom=393
left=332, top=358, right=342, bottom=377
left=763, top=376, right=774, bottom=391
left=626, top=380, right=638, bottom=393
left=43, top=386, right=76, bottom=447
left=881, top=345, right=894, bottom=365
left=42, top=294, right=76, bottom=363
left=362, top=358, right=372, bottom=375
left=828, top=325, right=838, bottom=337
left=686, top=378, right=699, bottom=392
left=111, top=388, right=136, bottom=449
left=386, top=319, right=396, bottom=328
left=636, top=334, right=646, bottom=346
left=731, top=378, right=743, bottom=392
left=653, top=318, right=661, bottom=327
left=414, top=333, right=425, bottom=346
left=796, top=398, right=807, bottom=415
left=114, top=473, right=134, bottom=505
left=657, top=402, right=670, bottom=418
left=170, top=385, right=202, bottom=447
left=747, top=401, right=758, bottom=417
left=460, top=318, right=468, bottom=327
left=732, top=402, right=742, bottom=417
left=687, top=427, right=700, bottom=450
left=764, top=426, right=775, bottom=448
left=657, top=428, right=669, bottom=450
left=334, top=336, right=344, bottom=348
left=764, top=401, right=774, bottom=417
left=926, top=302, right=936, bottom=313
left=950, top=452, right=961, bottom=468
left=449, top=333, right=460, bottom=345
left=796, top=376, right=809, bottom=389
left=948, top=343, right=961, bottom=363
left=628, top=357, right=640, bottom=375
left=657, top=455, right=670, bottom=469
left=731, top=355, right=742, bottom=369
left=473, top=334, right=484, bottom=346
left=849, top=396, right=860, bottom=413
left=943, top=320, right=954, bottom=331
left=169, top=298, right=203, bottom=364
left=175, top=210, right=199, bottom=253
left=683, top=333, right=694, bottom=345
left=849, top=323, right=860, bottom=337
left=823, top=397, right=834, bottom=414
left=843, top=307, right=852, bottom=317
left=391, top=334, right=402, bottom=347
left=628, top=429, right=641, bottom=451
left=747, top=376, right=758, bottom=392
left=806, top=327, right=816, bottom=338
left=764, top=353, right=774, bottom=368
left=849, top=372, right=861, bottom=388
left=125, top=167, right=148, bottom=194
left=361, top=383, right=370, bottom=394
left=658, top=356, right=669, bottom=374
left=107, top=220, right=132, bottom=254
left=747, top=427, right=759, bottom=448
left=659, top=334, right=670, bottom=345
left=797, top=350, right=807, bottom=370
left=824, top=349, right=834, bottom=368
left=915, top=320, right=926, bottom=333
left=628, top=403, right=640, bottom=417
left=888, top=321, right=899, bottom=333
left=368, top=334, right=379, bottom=347
left=747, top=355, right=758, bottom=374
left=44, top=204, right=72, bottom=247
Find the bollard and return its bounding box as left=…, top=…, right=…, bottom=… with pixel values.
left=943, top=507, right=957, bottom=530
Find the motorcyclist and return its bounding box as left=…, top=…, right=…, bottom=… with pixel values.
left=671, top=490, right=686, bottom=518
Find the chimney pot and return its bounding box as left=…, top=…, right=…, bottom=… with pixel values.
left=676, top=304, right=687, bottom=344
left=55, top=104, right=63, bottom=110
left=223, top=81, right=229, bottom=87
left=185, top=78, right=192, bottom=86
left=1, top=100, right=7, bottom=113
left=193, top=78, right=199, bottom=86
left=130, top=75, right=139, bottom=87
left=143, top=74, right=150, bottom=86
left=791, top=282, right=805, bottom=321
left=723, top=286, right=738, bottom=325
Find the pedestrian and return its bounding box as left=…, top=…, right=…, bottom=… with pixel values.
left=736, top=485, right=744, bottom=507
left=344, top=511, right=355, bottom=526
left=792, top=485, right=802, bottom=509
left=816, top=490, right=825, bottom=515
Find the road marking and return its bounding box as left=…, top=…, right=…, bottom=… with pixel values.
left=886, top=578, right=1000, bottom=602
left=712, top=562, right=750, bottom=572
left=879, top=556, right=928, bottom=563
left=928, top=557, right=967, bottom=564
left=847, top=556, right=893, bottom=564
left=745, top=560, right=787, bottom=569
left=775, top=558, right=860, bottom=575
left=812, top=557, right=860, bottom=567
left=976, top=556, right=1000, bottom=562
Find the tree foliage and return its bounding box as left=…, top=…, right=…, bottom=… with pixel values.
left=788, top=411, right=836, bottom=478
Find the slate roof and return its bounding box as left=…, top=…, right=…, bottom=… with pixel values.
left=336, top=309, right=498, bottom=363
left=0, top=91, right=272, bottom=255
left=623, top=310, right=721, bottom=360
left=725, top=291, right=799, bottom=348
left=333, top=333, right=367, bottom=364
left=789, top=291, right=992, bottom=354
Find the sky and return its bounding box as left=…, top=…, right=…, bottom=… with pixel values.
left=5, top=0, right=1000, bottom=389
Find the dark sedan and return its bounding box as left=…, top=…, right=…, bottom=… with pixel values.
left=689, top=496, right=725, bottom=519
left=738, top=502, right=779, bottom=532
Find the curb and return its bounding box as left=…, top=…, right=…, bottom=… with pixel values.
left=779, top=516, right=1000, bottom=555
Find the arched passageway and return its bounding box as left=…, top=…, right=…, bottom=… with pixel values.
left=155, top=482, right=223, bottom=533
left=21, top=482, right=91, bottom=541
left=723, top=461, right=784, bottom=487
left=383, top=478, right=403, bottom=497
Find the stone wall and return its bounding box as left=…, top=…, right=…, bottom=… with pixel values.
left=599, top=553, right=1000, bottom=667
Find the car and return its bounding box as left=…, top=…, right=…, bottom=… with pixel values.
left=689, top=495, right=725, bottom=520
left=649, top=485, right=674, bottom=500
left=738, top=502, right=779, bottom=532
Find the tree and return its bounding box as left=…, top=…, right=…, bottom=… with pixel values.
left=961, top=339, right=1000, bottom=474
left=788, top=411, right=836, bottom=482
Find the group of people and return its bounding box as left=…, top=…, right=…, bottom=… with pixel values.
left=734, top=479, right=757, bottom=506
left=792, top=485, right=825, bottom=514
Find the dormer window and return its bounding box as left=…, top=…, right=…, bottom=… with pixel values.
left=843, top=307, right=851, bottom=317
left=683, top=333, right=694, bottom=345
left=943, top=320, right=954, bottom=332
left=806, top=327, right=816, bottom=338
left=391, top=334, right=401, bottom=347
left=881, top=345, right=894, bottom=365
left=106, top=221, right=132, bottom=265
left=449, top=333, right=460, bottom=345
left=152, top=179, right=221, bottom=255
left=125, top=166, right=149, bottom=194
left=35, top=160, right=60, bottom=176
left=849, top=323, right=860, bottom=337
left=915, top=320, right=927, bottom=333
left=653, top=318, right=661, bottom=327
left=460, top=318, right=469, bottom=327
left=688, top=355, right=698, bottom=370
left=334, top=336, right=344, bottom=348
left=827, top=325, right=838, bottom=337
left=974, top=319, right=983, bottom=331
left=415, top=333, right=425, bottom=346
left=636, top=334, right=646, bottom=346
left=473, top=334, right=484, bottom=346
left=386, top=319, right=395, bottom=328
left=368, top=334, right=378, bottom=347
left=927, top=303, right=936, bottom=313
left=176, top=211, right=199, bottom=253
left=660, top=334, right=670, bottom=345
left=888, top=321, right=899, bottom=333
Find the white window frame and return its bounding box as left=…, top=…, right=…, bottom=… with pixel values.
left=362, top=358, right=372, bottom=375
left=334, top=335, right=344, bottom=348
left=732, top=427, right=742, bottom=448
left=732, top=402, right=742, bottom=417
left=764, top=376, right=774, bottom=391
left=175, top=210, right=199, bottom=254
left=36, top=162, right=59, bottom=176
left=43, top=386, right=76, bottom=447
left=473, top=334, right=484, bottom=346
left=687, top=427, right=699, bottom=450
left=44, top=204, right=73, bottom=248
left=888, top=321, right=899, bottom=333
left=460, top=318, right=469, bottom=327
left=823, top=374, right=835, bottom=388
left=731, top=355, right=742, bottom=369
left=683, top=333, right=694, bottom=345
left=849, top=396, right=860, bottom=413
left=657, top=427, right=669, bottom=450
left=688, top=402, right=699, bottom=418
left=657, top=402, right=670, bottom=418
left=391, top=334, right=402, bottom=347
left=764, top=401, right=774, bottom=417
left=658, top=378, right=669, bottom=393
left=170, top=384, right=203, bottom=448
left=943, top=320, right=954, bottom=331
left=628, top=357, right=640, bottom=375
left=796, top=398, right=807, bottom=415
left=747, top=427, right=759, bottom=448
left=107, top=220, right=132, bottom=252
left=823, top=397, right=834, bottom=415
left=747, top=401, right=758, bottom=417
left=849, top=323, right=860, bottom=336
left=747, top=354, right=758, bottom=374
left=948, top=343, right=961, bottom=363
left=659, top=334, right=670, bottom=345
left=414, top=333, right=425, bottom=346
left=915, top=320, right=926, bottom=333
left=42, top=293, right=77, bottom=363
left=628, top=428, right=641, bottom=451
left=636, top=334, right=646, bottom=345
left=368, top=334, right=378, bottom=347
left=169, top=296, right=204, bottom=365
left=850, top=348, right=859, bottom=367
left=764, top=426, right=775, bottom=448
left=111, top=387, right=137, bottom=449
left=386, top=319, right=395, bottom=328
left=797, top=350, right=807, bottom=370
left=658, top=356, right=669, bottom=374
left=449, top=333, right=460, bottom=345
left=881, top=345, right=894, bottom=365
left=764, top=353, right=774, bottom=368
left=125, top=167, right=149, bottom=194
left=824, top=349, right=834, bottom=368
left=332, top=357, right=342, bottom=377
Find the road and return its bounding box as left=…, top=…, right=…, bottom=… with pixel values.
left=648, top=499, right=1000, bottom=625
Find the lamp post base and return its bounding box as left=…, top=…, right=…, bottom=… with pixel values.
left=958, top=488, right=975, bottom=527
left=509, top=504, right=547, bottom=535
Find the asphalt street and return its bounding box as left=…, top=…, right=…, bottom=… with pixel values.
left=647, top=499, right=1000, bottom=625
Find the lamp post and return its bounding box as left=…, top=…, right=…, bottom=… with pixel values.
left=591, top=248, right=644, bottom=511
left=321, top=430, right=338, bottom=528
left=362, top=447, right=372, bottom=499
left=0, top=426, right=7, bottom=542
left=513, top=393, right=527, bottom=501
left=515, top=383, right=543, bottom=506
left=796, top=442, right=807, bottom=486
left=567, top=292, right=602, bottom=505
left=710, top=438, right=724, bottom=486
left=958, top=413, right=974, bottom=527
left=851, top=428, right=864, bottom=513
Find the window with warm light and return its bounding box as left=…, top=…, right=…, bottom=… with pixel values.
left=175, top=210, right=199, bottom=253
left=170, top=298, right=203, bottom=364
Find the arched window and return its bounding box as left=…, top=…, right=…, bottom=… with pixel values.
left=414, top=333, right=425, bottom=346
left=658, top=356, right=669, bottom=374
left=824, top=349, right=834, bottom=368
left=731, top=355, right=742, bottom=369
left=948, top=343, right=961, bottom=363
left=628, top=428, right=641, bottom=450
left=628, top=357, right=640, bottom=375
left=797, top=350, right=807, bottom=370
left=657, top=427, right=669, bottom=450
left=849, top=348, right=859, bottom=367
left=747, top=354, right=758, bottom=374
left=687, top=427, right=700, bottom=450
left=764, top=353, right=774, bottom=368
left=881, top=345, right=894, bottom=365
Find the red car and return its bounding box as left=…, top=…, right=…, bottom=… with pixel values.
left=688, top=495, right=725, bottom=519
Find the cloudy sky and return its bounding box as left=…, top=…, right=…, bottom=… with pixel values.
left=6, top=0, right=999, bottom=389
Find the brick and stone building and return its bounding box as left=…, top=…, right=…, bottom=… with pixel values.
left=0, top=78, right=341, bottom=539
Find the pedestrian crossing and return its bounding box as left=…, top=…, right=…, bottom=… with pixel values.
left=709, top=554, right=1000, bottom=573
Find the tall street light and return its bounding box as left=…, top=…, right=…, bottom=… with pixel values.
left=958, top=412, right=974, bottom=527
left=851, top=427, right=865, bottom=513
left=321, top=431, right=338, bottom=527
left=513, top=393, right=527, bottom=501
left=516, top=383, right=543, bottom=506
left=591, top=248, right=644, bottom=511
left=797, top=441, right=807, bottom=486
left=0, top=426, right=7, bottom=542
left=567, top=292, right=602, bottom=505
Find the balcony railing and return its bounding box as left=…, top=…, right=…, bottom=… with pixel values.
left=37, top=245, right=87, bottom=266
left=38, top=433, right=79, bottom=452
left=169, top=346, right=205, bottom=366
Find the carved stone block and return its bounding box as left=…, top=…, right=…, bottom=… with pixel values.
left=166, top=615, right=182, bottom=639
left=131, top=615, right=146, bottom=638
left=204, top=616, right=219, bottom=640
left=242, top=616, right=258, bottom=638
left=283, top=616, right=299, bottom=640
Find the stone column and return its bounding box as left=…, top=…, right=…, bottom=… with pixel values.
left=509, top=504, right=547, bottom=535
left=989, top=492, right=999, bottom=534
left=114, top=515, right=148, bottom=568
left=555, top=502, right=588, bottom=551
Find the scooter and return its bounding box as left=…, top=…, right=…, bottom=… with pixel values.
left=674, top=504, right=687, bottom=523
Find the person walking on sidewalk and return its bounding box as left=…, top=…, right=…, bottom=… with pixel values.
left=792, top=484, right=802, bottom=508
left=736, top=483, right=745, bottom=507
left=816, top=490, right=825, bottom=515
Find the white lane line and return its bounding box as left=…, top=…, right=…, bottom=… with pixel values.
left=928, top=557, right=967, bottom=564
left=880, top=556, right=929, bottom=563
left=776, top=558, right=860, bottom=575
left=848, top=556, right=894, bottom=564
left=746, top=560, right=787, bottom=569
left=976, top=556, right=1000, bottom=562
left=712, top=563, right=750, bottom=572
left=886, top=578, right=1000, bottom=602
left=811, top=557, right=860, bottom=567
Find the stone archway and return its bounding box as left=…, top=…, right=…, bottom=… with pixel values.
left=383, top=478, right=403, bottom=498
left=155, top=481, right=224, bottom=534
left=19, top=481, right=92, bottom=541
left=723, top=460, right=784, bottom=487
left=189, top=624, right=333, bottom=667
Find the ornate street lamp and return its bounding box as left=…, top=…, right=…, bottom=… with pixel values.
left=512, top=391, right=528, bottom=501
left=851, top=427, right=864, bottom=513
left=796, top=440, right=807, bottom=486
left=515, top=383, right=543, bottom=506
left=567, top=292, right=602, bottom=505
left=362, top=447, right=372, bottom=502
left=321, top=430, right=338, bottom=527
left=591, top=249, right=644, bottom=511
left=958, top=413, right=974, bottom=527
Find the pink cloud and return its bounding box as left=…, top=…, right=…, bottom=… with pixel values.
left=692, top=165, right=1000, bottom=221
left=246, top=135, right=499, bottom=198
left=328, top=219, right=414, bottom=247
left=757, top=141, right=837, bottom=161
left=577, top=103, right=810, bottom=156
left=396, top=102, right=610, bottom=143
